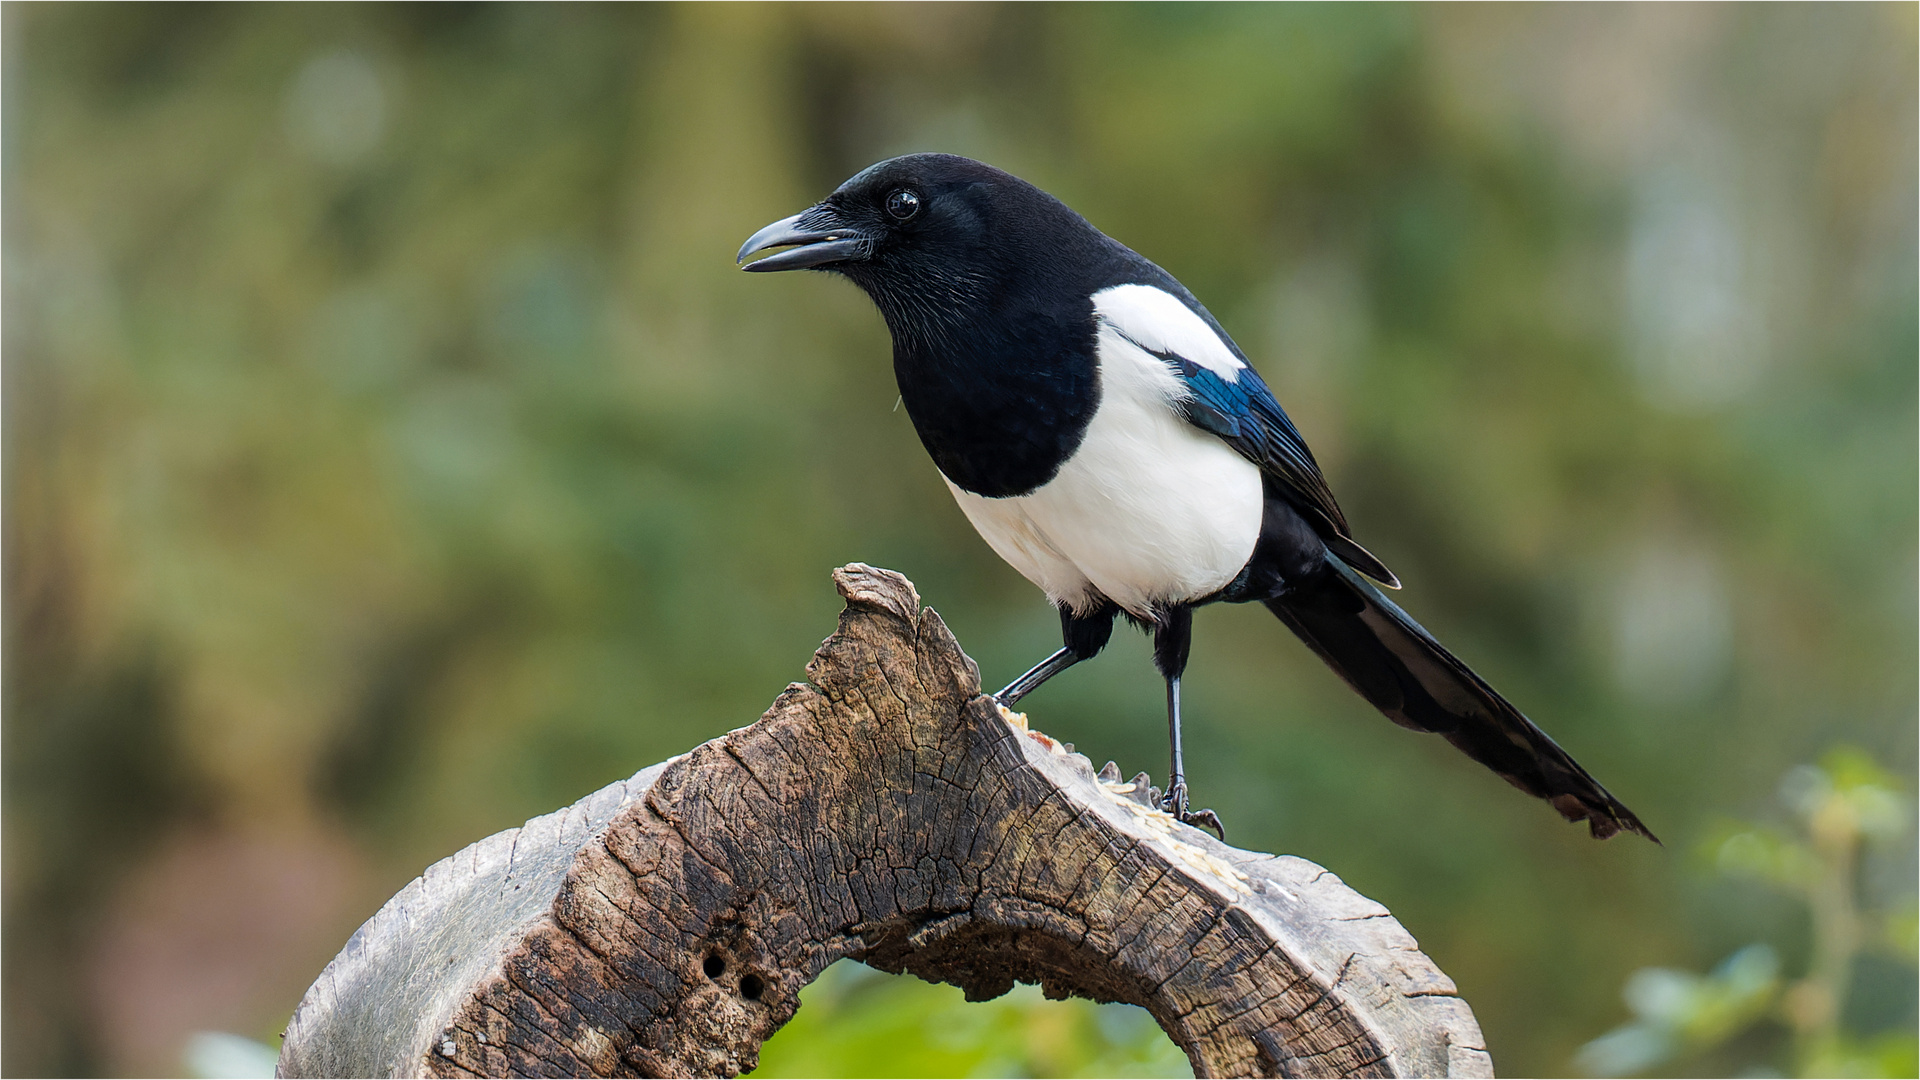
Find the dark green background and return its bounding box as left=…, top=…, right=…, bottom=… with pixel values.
left=5, top=4, right=1914, bottom=1077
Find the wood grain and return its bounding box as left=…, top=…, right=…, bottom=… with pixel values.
left=278, top=564, right=1493, bottom=1079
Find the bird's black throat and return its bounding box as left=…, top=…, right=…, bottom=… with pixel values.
left=845, top=263, right=1102, bottom=498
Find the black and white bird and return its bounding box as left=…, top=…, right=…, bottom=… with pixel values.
left=739, top=153, right=1655, bottom=843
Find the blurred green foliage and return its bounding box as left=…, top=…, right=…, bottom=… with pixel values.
left=1577, top=945, right=1787, bottom=1077
left=754, top=962, right=1191, bottom=1079
left=3, top=4, right=1914, bottom=1077
left=1579, top=749, right=1918, bottom=1078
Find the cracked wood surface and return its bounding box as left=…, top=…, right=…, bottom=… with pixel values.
left=277, top=564, right=1494, bottom=1079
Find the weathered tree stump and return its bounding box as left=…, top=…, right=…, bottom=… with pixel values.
left=278, top=564, right=1493, bottom=1079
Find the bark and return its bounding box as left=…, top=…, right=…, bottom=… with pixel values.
left=278, top=564, right=1493, bottom=1079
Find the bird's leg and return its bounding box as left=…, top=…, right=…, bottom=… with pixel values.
left=1153, top=606, right=1194, bottom=809
left=1165, top=671, right=1187, bottom=804
left=1153, top=606, right=1225, bottom=840
left=996, top=603, right=1116, bottom=707
left=996, top=647, right=1077, bottom=706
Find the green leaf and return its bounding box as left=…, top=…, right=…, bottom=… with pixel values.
left=1711, top=825, right=1819, bottom=890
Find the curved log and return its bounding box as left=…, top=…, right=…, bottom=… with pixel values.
left=278, top=564, right=1493, bottom=1079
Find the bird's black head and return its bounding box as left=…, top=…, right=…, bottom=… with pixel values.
left=739, top=154, right=1114, bottom=342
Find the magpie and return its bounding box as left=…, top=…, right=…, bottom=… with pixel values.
left=739, top=153, right=1655, bottom=843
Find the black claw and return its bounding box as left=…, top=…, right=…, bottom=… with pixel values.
left=1158, top=780, right=1188, bottom=816
left=1184, top=808, right=1226, bottom=842
left=1159, top=781, right=1226, bottom=841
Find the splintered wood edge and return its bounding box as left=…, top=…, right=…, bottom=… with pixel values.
left=1004, top=708, right=1492, bottom=1079
left=278, top=563, right=1492, bottom=1079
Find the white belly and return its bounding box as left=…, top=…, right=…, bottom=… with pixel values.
left=942, top=323, right=1264, bottom=619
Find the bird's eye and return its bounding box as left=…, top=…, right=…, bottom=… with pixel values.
left=885, top=189, right=921, bottom=221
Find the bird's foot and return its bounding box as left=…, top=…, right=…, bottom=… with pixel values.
left=1183, top=807, right=1226, bottom=841
left=1158, top=781, right=1226, bottom=841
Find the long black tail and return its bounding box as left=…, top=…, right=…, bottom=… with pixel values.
left=1267, top=558, right=1657, bottom=842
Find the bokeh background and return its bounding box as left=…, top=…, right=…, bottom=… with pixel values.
left=5, top=4, right=1915, bottom=1077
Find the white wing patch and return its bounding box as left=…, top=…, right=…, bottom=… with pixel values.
left=1091, top=283, right=1245, bottom=382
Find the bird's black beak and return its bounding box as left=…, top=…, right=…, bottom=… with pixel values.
left=737, top=207, right=872, bottom=272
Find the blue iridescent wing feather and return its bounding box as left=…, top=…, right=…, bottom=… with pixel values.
left=1113, top=327, right=1401, bottom=588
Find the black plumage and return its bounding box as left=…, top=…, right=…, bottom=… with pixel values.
left=740, top=153, right=1655, bottom=843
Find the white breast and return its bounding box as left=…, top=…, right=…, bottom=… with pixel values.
left=943, top=303, right=1264, bottom=620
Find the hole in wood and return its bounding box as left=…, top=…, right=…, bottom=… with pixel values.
left=274, top=566, right=1492, bottom=1079
left=755, top=961, right=1189, bottom=1076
